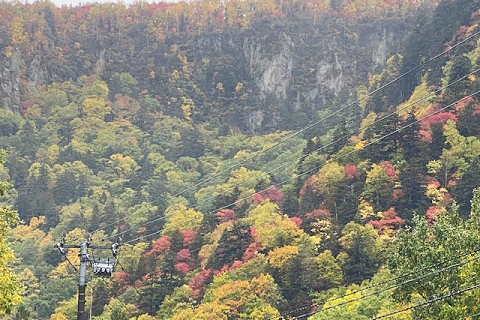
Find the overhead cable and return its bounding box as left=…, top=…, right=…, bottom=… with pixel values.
left=89, top=29, right=480, bottom=238
left=122, top=90, right=480, bottom=246
left=372, top=283, right=480, bottom=320
left=283, top=245, right=480, bottom=317
left=168, top=28, right=480, bottom=199
left=103, top=68, right=480, bottom=243
left=293, top=253, right=480, bottom=319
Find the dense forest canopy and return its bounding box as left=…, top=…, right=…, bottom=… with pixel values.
left=1, top=0, right=480, bottom=319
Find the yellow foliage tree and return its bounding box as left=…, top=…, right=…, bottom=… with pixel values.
left=108, top=153, right=139, bottom=178
left=216, top=167, right=270, bottom=196
left=311, top=161, right=346, bottom=209
left=198, top=221, right=234, bottom=268
left=0, top=151, right=22, bottom=315
left=195, top=274, right=281, bottom=319
left=11, top=216, right=46, bottom=242
left=162, top=203, right=203, bottom=235
left=49, top=313, right=67, bottom=320
left=245, top=200, right=300, bottom=249
left=82, top=97, right=111, bottom=119
left=50, top=297, right=77, bottom=320
left=10, top=17, right=28, bottom=45
left=268, top=245, right=299, bottom=268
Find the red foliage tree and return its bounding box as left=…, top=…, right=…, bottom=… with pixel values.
left=391, top=189, right=404, bottom=200
left=252, top=187, right=284, bottom=204
left=305, top=208, right=331, bottom=220
left=454, top=96, right=473, bottom=111
left=174, top=262, right=191, bottom=274
left=180, top=229, right=196, bottom=247
left=230, top=260, right=243, bottom=270
left=215, top=209, right=235, bottom=223
left=419, top=129, right=432, bottom=142
left=176, top=248, right=192, bottom=262
left=188, top=269, right=212, bottom=300
left=380, top=161, right=397, bottom=179
left=144, top=235, right=171, bottom=257
left=426, top=206, right=444, bottom=224
left=425, top=176, right=441, bottom=188
left=289, top=217, right=302, bottom=228
left=473, top=104, right=480, bottom=116
left=299, top=177, right=314, bottom=196
left=420, top=112, right=457, bottom=132
left=344, top=164, right=359, bottom=179
left=250, top=227, right=257, bottom=240
left=242, top=242, right=261, bottom=262
left=369, top=207, right=404, bottom=234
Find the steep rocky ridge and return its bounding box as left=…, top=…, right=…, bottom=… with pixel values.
left=0, top=4, right=433, bottom=133
left=0, top=48, right=21, bottom=112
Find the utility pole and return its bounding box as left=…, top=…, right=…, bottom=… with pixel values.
left=78, top=241, right=88, bottom=320
left=56, top=238, right=120, bottom=320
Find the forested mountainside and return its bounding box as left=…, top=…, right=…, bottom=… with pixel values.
left=2, top=0, right=480, bottom=318
left=1, top=0, right=441, bottom=133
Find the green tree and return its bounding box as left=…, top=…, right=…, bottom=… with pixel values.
left=157, top=285, right=193, bottom=319
left=428, top=121, right=480, bottom=190
left=443, top=55, right=472, bottom=106
left=110, top=304, right=129, bottom=320
left=53, top=161, right=93, bottom=206
left=397, top=110, right=429, bottom=219
left=50, top=296, right=77, bottom=320
left=362, top=113, right=400, bottom=163
left=389, top=190, right=480, bottom=319
left=361, top=163, right=396, bottom=213
left=339, top=222, right=384, bottom=284
left=311, top=162, right=346, bottom=220
left=16, top=121, right=39, bottom=159
left=310, top=269, right=408, bottom=320
left=329, top=120, right=349, bottom=154
left=457, top=100, right=480, bottom=137
left=13, top=304, right=31, bottom=320
left=454, top=160, right=480, bottom=216
left=108, top=72, right=138, bottom=98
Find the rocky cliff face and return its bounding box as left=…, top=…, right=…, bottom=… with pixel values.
left=26, top=54, right=46, bottom=91
left=1, top=48, right=21, bottom=112
left=184, top=16, right=414, bottom=132
left=236, top=19, right=412, bottom=132
left=244, top=33, right=294, bottom=101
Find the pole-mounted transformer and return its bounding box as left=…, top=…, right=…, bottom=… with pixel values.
left=55, top=237, right=121, bottom=320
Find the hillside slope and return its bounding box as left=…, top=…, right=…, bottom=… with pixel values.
left=2, top=0, right=480, bottom=319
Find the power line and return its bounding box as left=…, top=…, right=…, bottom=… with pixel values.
left=89, top=28, right=480, bottom=238
left=293, top=253, right=480, bottom=319
left=371, top=283, right=480, bottom=320
left=282, top=246, right=480, bottom=317
left=55, top=239, right=79, bottom=273
left=191, top=67, right=479, bottom=207
left=64, top=255, right=79, bottom=273
left=116, top=259, right=142, bottom=297
left=55, top=238, right=122, bottom=319
left=108, top=91, right=480, bottom=320
left=104, top=66, right=480, bottom=244
left=122, top=90, right=480, bottom=246
left=78, top=35, right=480, bottom=320
left=99, top=277, right=135, bottom=318
left=166, top=27, right=480, bottom=199
left=97, top=91, right=479, bottom=319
